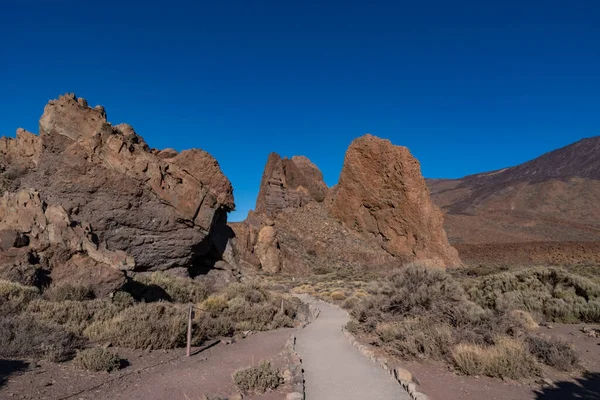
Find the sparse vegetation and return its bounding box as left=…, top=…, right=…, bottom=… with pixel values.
left=232, top=361, right=281, bottom=393
left=526, top=335, right=579, bottom=371
left=44, top=283, right=94, bottom=302
left=0, top=314, right=84, bottom=362
left=128, top=272, right=212, bottom=303
left=73, top=348, right=122, bottom=372
left=452, top=337, right=540, bottom=379
left=320, top=264, right=591, bottom=379
left=84, top=302, right=187, bottom=349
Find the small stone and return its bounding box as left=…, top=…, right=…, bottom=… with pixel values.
left=413, top=393, right=429, bottom=400
left=286, top=393, right=303, bottom=400
left=102, top=342, right=112, bottom=349
left=407, top=382, right=417, bottom=394
left=542, top=378, right=553, bottom=386
left=394, top=367, right=412, bottom=383
left=229, top=393, right=243, bottom=400
left=283, top=369, right=293, bottom=382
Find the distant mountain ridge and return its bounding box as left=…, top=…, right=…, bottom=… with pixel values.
left=427, top=136, right=600, bottom=246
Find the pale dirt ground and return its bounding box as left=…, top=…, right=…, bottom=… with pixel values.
left=0, top=328, right=294, bottom=400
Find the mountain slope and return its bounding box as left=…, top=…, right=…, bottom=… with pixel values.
left=427, top=136, right=600, bottom=246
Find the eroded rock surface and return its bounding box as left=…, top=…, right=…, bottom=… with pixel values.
left=231, top=134, right=459, bottom=273
left=0, top=94, right=236, bottom=294
left=330, top=135, right=460, bottom=267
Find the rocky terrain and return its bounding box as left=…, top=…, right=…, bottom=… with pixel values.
left=231, top=134, right=459, bottom=274
left=427, top=137, right=600, bottom=265
left=0, top=94, right=237, bottom=295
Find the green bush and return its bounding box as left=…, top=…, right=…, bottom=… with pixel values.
left=233, top=361, right=281, bottom=393
left=73, top=348, right=122, bottom=372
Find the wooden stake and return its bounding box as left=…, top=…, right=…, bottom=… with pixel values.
left=186, top=304, right=192, bottom=357
left=281, top=298, right=284, bottom=314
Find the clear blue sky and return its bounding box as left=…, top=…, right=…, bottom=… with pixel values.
left=1, top=1, right=598, bottom=221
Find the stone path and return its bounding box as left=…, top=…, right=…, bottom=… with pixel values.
left=295, top=297, right=410, bottom=400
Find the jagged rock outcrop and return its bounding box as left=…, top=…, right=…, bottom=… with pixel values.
left=330, top=134, right=460, bottom=267
left=0, top=94, right=236, bottom=294
left=231, top=134, right=459, bottom=274
left=255, top=153, right=328, bottom=218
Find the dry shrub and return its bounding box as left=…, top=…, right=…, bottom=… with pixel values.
left=233, top=361, right=281, bottom=393
left=376, top=317, right=454, bottom=360
left=84, top=302, right=187, bottom=349
left=329, top=290, right=346, bottom=301
left=0, top=280, right=39, bottom=312
left=508, top=310, right=539, bottom=332
left=526, top=335, right=579, bottom=371
left=468, top=267, right=600, bottom=323
left=192, top=283, right=300, bottom=344
left=44, top=284, right=93, bottom=302
left=129, top=272, right=212, bottom=303
left=452, top=337, right=541, bottom=379
left=0, top=314, right=84, bottom=362
left=73, top=348, right=121, bottom=372
left=27, top=299, right=122, bottom=335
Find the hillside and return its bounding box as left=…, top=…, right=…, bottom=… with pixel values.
left=427, top=137, right=600, bottom=264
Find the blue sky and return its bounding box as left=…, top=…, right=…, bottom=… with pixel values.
left=1, top=1, right=598, bottom=221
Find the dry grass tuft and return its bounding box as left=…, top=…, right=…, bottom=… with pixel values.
left=73, top=348, right=122, bottom=372
left=526, top=335, right=579, bottom=371
left=452, top=337, right=541, bottom=379
left=232, top=361, right=281, bottom=393
left=44, top=284, right=94, bottom=302
left=84, top=302, right=187, bottom=349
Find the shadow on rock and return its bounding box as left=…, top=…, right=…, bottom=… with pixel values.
left=0, top=359, right=29, bottom=387
left=535, top=372, right=600, bottom=400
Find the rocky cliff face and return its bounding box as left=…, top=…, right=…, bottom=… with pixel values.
left=231, top=134, right=460, bottom=273
left=330, top=135, right=460, bottom=267
left=254, top=153, right=329, bottom=217
left=0, top=94, right=236, bottom=294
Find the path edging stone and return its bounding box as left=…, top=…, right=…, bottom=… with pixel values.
left=283, top=335, right=306, bottom=400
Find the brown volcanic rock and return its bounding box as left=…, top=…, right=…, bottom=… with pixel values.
left=330, top=134, right=460, bottom=267
left=428, top=136, right=600, bottom=246
left=255, top=153, right=328, bottom=217
left=0, top=94, right=236, bottom=293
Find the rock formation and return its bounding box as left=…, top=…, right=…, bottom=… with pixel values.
left=330, top=135, right=460, bottom=267
left=231, top=134, right=460, bottom=273
left=255, top=153, right=328, bottom=217
left=0, top=94, right=236, bottom=294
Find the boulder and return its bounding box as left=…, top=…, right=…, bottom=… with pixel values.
left=0, top=94, right=236, bottom=293
left=329, top=134, right=460, bottom=267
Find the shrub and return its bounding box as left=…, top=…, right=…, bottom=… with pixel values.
left=526, top=335, right=579, bottom=371
left=329, top=290, right=346, bottom=301
left=27, top=299, right=123, bottom=335
left=233, top=361, right=281, bottom=393
left=84, top=302, right=187, bottom=349
left=507, top=310, right=539, bottom=332
left=0, top=314, right=84, bottom=362
left=376, top=317, right=454, bottom=360
left=73, top=348, right=121, bottom=372
left=0, top=280, right=39, bottom=312
left=44, top=284, right=94, bottom=302
left=201, top=295, right=228, bottom=316
left=452, top=337, right=541, bottom=379
left=129, top=272, right=211, bottom=303
left=467, top=267, right=600, bottom=323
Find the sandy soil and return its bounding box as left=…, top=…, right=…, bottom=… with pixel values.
left=0, top=329, right=295, bottom=400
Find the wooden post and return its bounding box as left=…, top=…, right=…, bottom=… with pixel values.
left=281, top=298, right=284, bottom=314
left=186, top=304, right=193, bottom=357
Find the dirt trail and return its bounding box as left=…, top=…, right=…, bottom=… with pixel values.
left=295, top=296, right=409, bottom=400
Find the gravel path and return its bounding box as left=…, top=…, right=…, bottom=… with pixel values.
left=296, top=297, right=409, bottom=400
